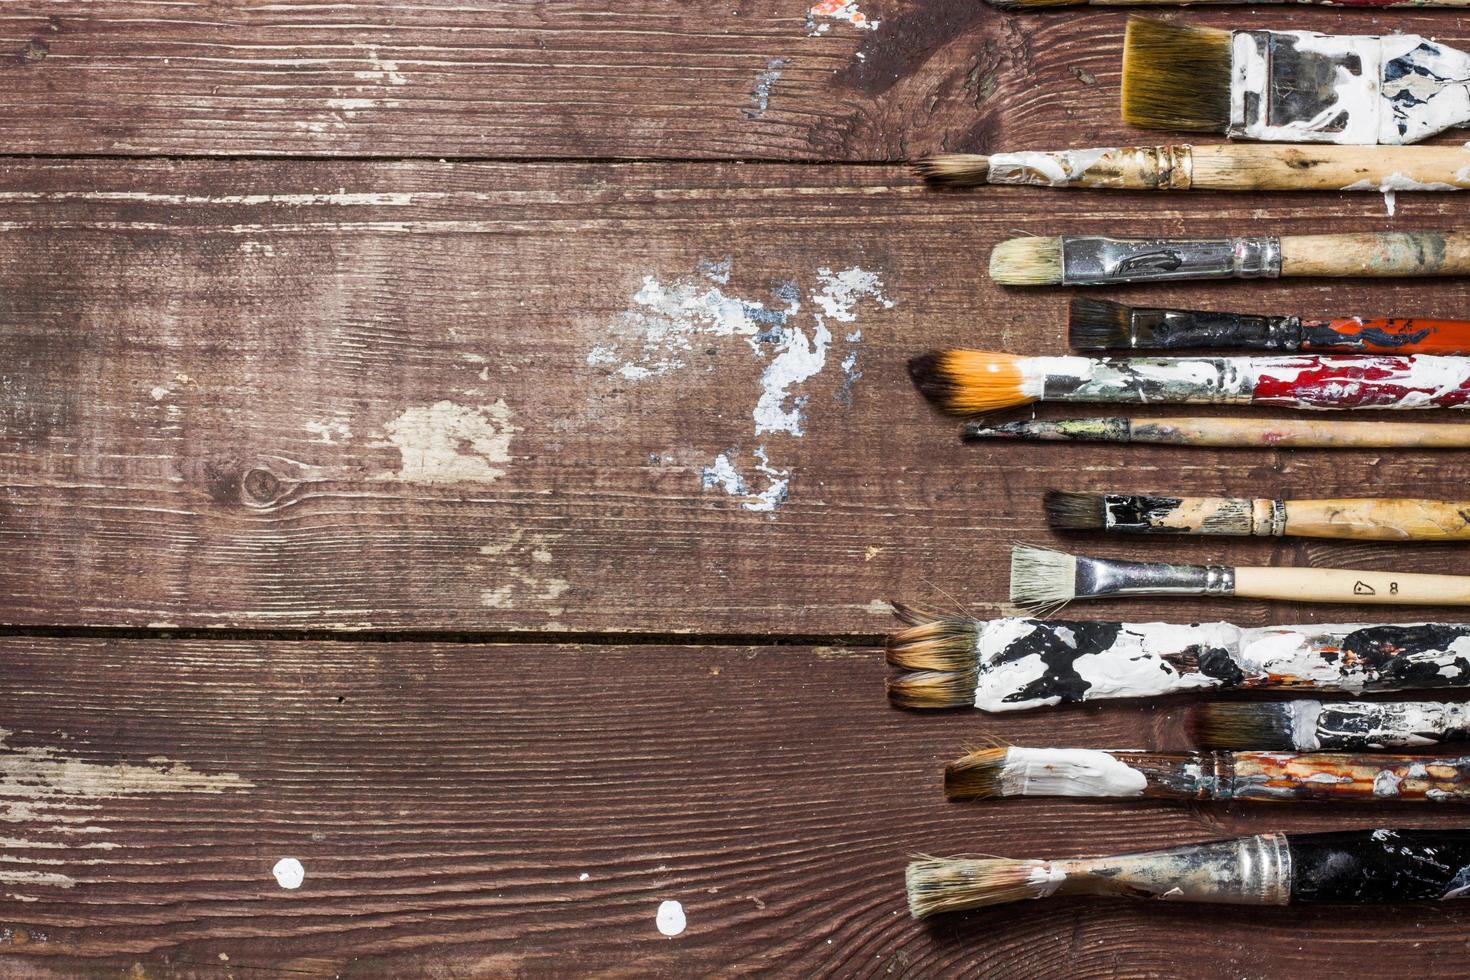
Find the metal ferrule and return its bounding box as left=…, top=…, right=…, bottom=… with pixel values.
left=1074, top=555, right=1235, bottom=599
left=1065, top=833, right=1292, bottom=906
left=1129, top=308, right=1302, bottom=351
left=1061, top=236, right=1283, bottom=285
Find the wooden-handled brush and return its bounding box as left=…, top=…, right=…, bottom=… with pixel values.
left=1193, top=700, right=1470, bottom=751
left=916, top=144, right=1470, bottom=191
left=990, top=0, right=1470, bottom=8
left=1045, top=491, right=1470, bottom=541
left=1011, top=545, right=1470, bottom=615
left=1122, top=18, right=1470, bottom=144
left=963, top=416, right=1470, bottom=449
left=988, top=232, right=1470, bottom=286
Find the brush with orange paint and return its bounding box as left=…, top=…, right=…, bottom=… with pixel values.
left=1071, top=298, right=1470, bottom=355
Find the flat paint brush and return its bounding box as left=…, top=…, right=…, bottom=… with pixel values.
left=945, top=745, right=1470, bottom=803
left=1194, top=700, right=1470, bottom=751
left=909, top=351, right=1470, bottom=416
left=907, top=829, right=1470, bottom=917
left=885, top=607, right=1470, bottom=712
left=916, top=144, right=1470, bottom=191
left=988, top=231, right=1470, bottom=286
left=963, top=416, right=1470, bottom=449
left=1071, top=297, right=1470, bottom=355
left=1045, top=491, right=1470, bottom=541
left=1011, top=545, right=1470, bottom=615
left=1122, top=18, right=1470, bottom=144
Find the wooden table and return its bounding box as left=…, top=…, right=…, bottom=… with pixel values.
left=1, top=1, right=1468, bottom=974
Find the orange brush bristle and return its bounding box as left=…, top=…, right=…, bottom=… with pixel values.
left=907, top=350, right=1033, bottom=416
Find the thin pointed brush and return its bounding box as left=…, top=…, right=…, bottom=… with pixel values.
left=909, top=350, right=1470, bottom=417
left=987, top=231, right=1470, bottom=287
left=1070, top=298, right=1470, bottom=355
left=885, top=609, right=1470, bottom=712
left=907, top=830, right=1470, bottom=918
left=1193, top=700, right=1470, bottom=751
left=1044, top=491, right=1470, bottom=542
left=944, top=745, right=1470, bottom=803
left=1121, top=18, right=1470, bottom=144
left=963, top=416, right=1470, bottom=449
left=916, top=145, right=1470, bottom=192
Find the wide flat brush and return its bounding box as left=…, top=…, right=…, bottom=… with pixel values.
left=1194, top=700, right=1470, bottom=751
left=945, top=745, right=1470, bottom=802
left=1122, top=18, right=1470, bottom=144
left=916, top=144, right=1470, bottom=191
left=907, top=829, right=1470, bottom=917
left=1070, top=297, right=1470, bottom=355
left=963, top=416, right=1470, bottom=449
left=886, top=607, right=1470, bottom=712
left=1011, top=545, right=1470, bottom=614
left=1045, top=491, right=1470, bottom=541
left=988, top=231, right=1470, bottom=286
left=910, top=351, right=1470, bottom=416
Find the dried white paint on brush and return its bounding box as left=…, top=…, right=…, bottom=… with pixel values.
left=806, top=0, right=878, bottom=34
left=656, top=899, right=687, bottom=937
left=745, top=58, right=787, bottom=119
left=380, top=400, right=517, bottom=483
left=995, top=748, right=1149, bottom=798
left=985, top=148, right=1113, bottom=187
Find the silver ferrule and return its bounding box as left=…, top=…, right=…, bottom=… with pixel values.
left=1060, top=236, right=1282, bottom=285
left=1065, top=833, right=1291, bottom=906
left=1074, top=554, right=1236, bottom=599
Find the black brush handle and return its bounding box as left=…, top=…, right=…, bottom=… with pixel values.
left=1128, top=305, right=1298, bottom=351
left=1289, top=830, right=1470, bottom=903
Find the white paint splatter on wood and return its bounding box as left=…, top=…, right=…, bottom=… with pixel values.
left=272, top=857, right=305, bottom=890
left=745, top=58, right=787, bottom=119
left=656, top=899, right=687, bottom=936
left=381, top=400, right=517, bottom=484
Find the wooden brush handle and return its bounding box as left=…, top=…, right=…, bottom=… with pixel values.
left=1281, top=233, right=1470, bottom=278
left=1124, top=418, right=1470, bottom=448
left=1193, top=145, right=1470, bottom=191
left=1234, top=566, right=1470, bottom=605
left=1232, top=753, right=1470, bottom=802
left=1284, top=498, right=1470, bottom=541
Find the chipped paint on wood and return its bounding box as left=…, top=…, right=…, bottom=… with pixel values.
left=380, top=400, right=517, bottom=484
left=807, top=1, right=878, bottom=35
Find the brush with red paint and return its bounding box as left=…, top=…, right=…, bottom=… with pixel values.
left=1071, top=298, right=1470, bottom=355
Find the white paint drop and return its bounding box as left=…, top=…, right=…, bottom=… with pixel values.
left=272, top=857, right=305, bottom=890
left=579, top=872, right=590, bottom=881
left=380, top=400, right=517, bottom=484
left=656, top=899, right=687, bottom=936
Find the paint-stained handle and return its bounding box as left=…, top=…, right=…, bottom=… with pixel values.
left=1285, top=499, right=1470, bottom=541
left=1289, top=830, right=1470, bottom=903
left=1233, top=752, right=1470, bottom=802
left=1300, top=318, right=1470, bottom=355
left=1281, top=233, right=1470, bottom=278
left=1193, top=145, right=1470, bottom=191
left=1235, top=566, right=1470, bottom=605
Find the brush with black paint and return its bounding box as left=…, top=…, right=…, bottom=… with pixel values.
left=1121, top=18, right=1470, bottom=145
left=1193, top=700, right=1470, bottom=751
left=1070, top=298, right=1470, bottom=354
left=944, top=744, right=1470, bottom=803
left=1010, top=545, right=1470, bottom=615
left=963, top=416, right=1470, bottom=449
left=1044, top=491, right=1470, bottom=541
left=886, top=606, right=1470, bottom=712
left=907, top=829, right=1470, bottom=917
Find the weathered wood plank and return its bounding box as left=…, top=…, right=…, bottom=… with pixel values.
left=0, top=2, right=1466, bottom=159
left=4, top=158, right=1470, bottom=632
left=0, top=636, right=1464, bottom=976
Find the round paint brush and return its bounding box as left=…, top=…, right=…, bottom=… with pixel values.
left=962, top=416, right=1470, bottom=449
left=1193, top=700, right=1470, bottom=751
left=1070, top=298, right=1470, bottom=355
left=1044, top=491, right=1470, bottom=542
left=1010, top=545, right=1470, bottom=615
left=907, top=829, right=1470, bottom=917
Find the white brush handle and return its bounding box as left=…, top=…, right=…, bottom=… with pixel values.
left=1234, top=567, right=1470, bottom=605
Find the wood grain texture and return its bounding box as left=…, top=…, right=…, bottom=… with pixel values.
left=0, top=2, right=1465, bottom=159
left=3, top=158, right=1470, bottom=632
left=0, top=636, right=1464, bottom=977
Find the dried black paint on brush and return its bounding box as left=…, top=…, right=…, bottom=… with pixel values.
left=1044, top=490, right=1192, bottom=532
left=990, top=620, right=1127, bottom=706
left=1069, top=298, right=1294, bottom=352
left=1290, top=830, right=1470, bottom=902
left=1343, top=625, right=1470, bottom=688
left=963, top=417, right=1135, bottom=443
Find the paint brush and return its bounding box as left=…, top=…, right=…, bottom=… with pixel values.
left=1010, top=545, right=1470, bottom=615
left=885, top=606, right=1470, bottom=711
left=990, top=0, right=1470, bottom=9
left=1070, top=298, right=1470, bottom=355
left=988, top=232, right=1470, bottom=286
left=1044, top=491, right=1470, bottom=541
left=945, top=745, right=1470, bottom=803
left=909, top=351, right=1470, bottom=416
left=907, top=829, right=1470, bottom=917
left=915, top=144, right=1470, bottom=191
left=1122, top=18, right=1470, bottom=144
left=1193, top=700, right=1470, bottom=751
left=962, top=416, right=1470, bottom=449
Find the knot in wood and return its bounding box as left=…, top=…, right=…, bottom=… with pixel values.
left=241, top=467, right=284, bottom=506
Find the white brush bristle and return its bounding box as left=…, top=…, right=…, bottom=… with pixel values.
left=1009, top=545, right=1077, bottom=615
left=906, top=857, right=1060, bottom=918
left=988, top=237, right=1063, bottom=286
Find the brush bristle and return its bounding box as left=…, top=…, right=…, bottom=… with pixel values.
left=908, top=350, right=1033, bottom=416
left=1191, top=702, right=1296, bottom=751
left=906, top=856, right=1052, bottom=917
left=912, top=154, right=991, bottom=188
left=1067, top=298, right=1133, bottom=351
left=944, top=746, right=1011, bottom=799
left=1121, top=18, right=1231, bottom=133
left=1009, top=545, right=1077, bottom=614
left=1043, top=491, right=1107, bottom=531
left=988, top=237, right=1063, bottom=286
left=887, top=603, right=980, bottom=671
left=886, top=670, right=979, bottom=710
